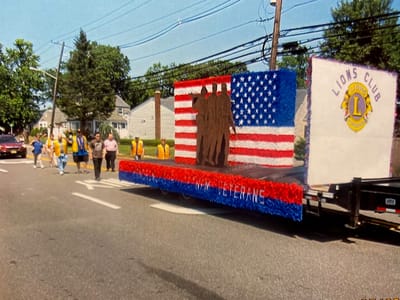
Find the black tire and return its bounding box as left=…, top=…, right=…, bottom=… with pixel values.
left=180, top=193, right=192, bottom=200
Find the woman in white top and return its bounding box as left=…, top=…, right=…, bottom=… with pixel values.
left=104, top=133, right=119, bottom=172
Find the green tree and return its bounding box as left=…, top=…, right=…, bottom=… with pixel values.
left=129, top=60, right=247, bottom=107
left=277, top=44, right=309, bottom=88
left=0, top=39, right=44, bottom=134
left=98, top=122, right=120, bottom=143
left=320, top=0, right=400, bottom=71
left=58, top=30, right=131, bottom=133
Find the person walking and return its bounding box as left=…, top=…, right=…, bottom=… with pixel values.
left=104, top=132, right=118, bottom=172
left=89, top=132, right=105, bottom=181
left=131, top=136, right=144, bottom=160
left=46, top=133, right=57, bottom=167
left=31, top=133, right=44, bottom=169
left=53, top=133, right=68, bottom=175
left=71, top=129, right=89, bottom=173
left=156, top=138, right=170, bottom=160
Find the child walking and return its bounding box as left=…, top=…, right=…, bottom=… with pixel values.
left=31, top=133, right=44, bottom=169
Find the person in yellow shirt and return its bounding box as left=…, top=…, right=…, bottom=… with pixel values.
left=156, top=138, right=170, bottom=160
left=131, top=136, right=144, bottom=160
left=53, top=133, right=68, bottom=175
left=45, top=133, right=57, bottom=167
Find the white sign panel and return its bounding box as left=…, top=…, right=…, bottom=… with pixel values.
left=306, top=57, right=397, bottom=186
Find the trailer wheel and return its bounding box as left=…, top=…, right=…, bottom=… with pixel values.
left=180, top=193, right=192, bottom=200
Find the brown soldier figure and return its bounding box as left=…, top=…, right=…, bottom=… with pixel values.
left=192, top=86, right=209, bottom=165
left=205, top=83, right=219, bottom=166
left=215, top=82, right=236, bottom=166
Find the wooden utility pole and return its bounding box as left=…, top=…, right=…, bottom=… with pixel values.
left=155, top=90, right=161, bottom=140
left=50, top=41, right=65, bottom=136
left=269, top=0, right=282, bottom=70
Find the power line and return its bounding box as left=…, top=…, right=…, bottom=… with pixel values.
left=119, top=0, right=242, bottom=48
left=130, top=19, right=265, bottom=62
left=96, top=0, right=207, bottom=42
left=51, top=0, right=138, bottom=42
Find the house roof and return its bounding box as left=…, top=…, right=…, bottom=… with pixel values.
left=37, top=95, right=129, bottom=125
left=131, top=96, right=174, bottom=112
left=107, top=110, right=127, bottom=122
left=38, top=107, right=68, bottom=124
left=115, top=95, right=130, bottom=108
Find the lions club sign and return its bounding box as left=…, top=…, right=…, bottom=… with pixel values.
left=307, top=57, right=397, bottom=185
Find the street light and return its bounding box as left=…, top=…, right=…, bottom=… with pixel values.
left=29, top=67, right=57, bottom=80
left=30, top=42, right=64, bottom=136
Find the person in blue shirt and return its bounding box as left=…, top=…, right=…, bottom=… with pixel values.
left=31, top=133, right=44, bottom=169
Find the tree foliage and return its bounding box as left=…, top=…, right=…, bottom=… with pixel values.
left=0, top=39, right=44, bottom=134
left=98, top=122, right=120, bottom=143
left=129, top=60, right=248, bottom=106
left=277, top=44, right=309, bottom=88
left=320, top=0, right=400, bottom=71
left=58, top=30, right=131, bottom=132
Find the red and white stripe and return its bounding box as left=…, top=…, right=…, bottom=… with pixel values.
left=375, top=206, right=400, bottom=214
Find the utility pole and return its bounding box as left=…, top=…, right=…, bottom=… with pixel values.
left=50, top=42, right=65, bottom=136
left=269, top=0, right=282, bottom=70
left=154, top=90, right=161, bottom=140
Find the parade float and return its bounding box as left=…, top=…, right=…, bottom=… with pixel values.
left=120, top=57, right=400, bottom=229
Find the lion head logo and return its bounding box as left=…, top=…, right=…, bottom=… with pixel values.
left=340, top=82, right=372, bottom=132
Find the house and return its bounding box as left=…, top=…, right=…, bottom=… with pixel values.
left=294, top=89, right=308, bottom=141
left=128, top=96, right=175, bottom=140
left=68, top=95, right=130, bottom=138
left=105, top=95, right=130, bottom=138
left=33, top=95, right=130, bottom=138
left=35, top=106, right=69, bottom=137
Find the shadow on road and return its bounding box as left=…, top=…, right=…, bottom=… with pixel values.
left=121, top=186, right=400, bottom=247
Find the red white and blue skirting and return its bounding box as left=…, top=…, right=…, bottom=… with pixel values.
left=119, top=160, right=304, bottom=222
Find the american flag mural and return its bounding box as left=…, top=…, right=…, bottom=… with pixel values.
left=174, top=70, right=297, bottom=167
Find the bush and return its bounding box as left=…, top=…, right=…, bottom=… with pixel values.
left=120, top=138, right=175, bottom=147
left=30, top=127, right=47, bottom=137
left=294, top=137, right=306, bottom=161
left=98, top=123, right=120, bottom=143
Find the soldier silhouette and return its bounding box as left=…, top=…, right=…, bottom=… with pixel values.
left=192, top=86, right=208, bottom=165
left=215, top=82, right=236, bottom=167
left=205, top=83, right=219, bottom=166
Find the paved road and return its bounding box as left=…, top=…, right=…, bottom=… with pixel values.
left=0, top=157, right=399, bottom=300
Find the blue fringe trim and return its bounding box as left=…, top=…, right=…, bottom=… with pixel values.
left=120, top=171, right=302, bottom=222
